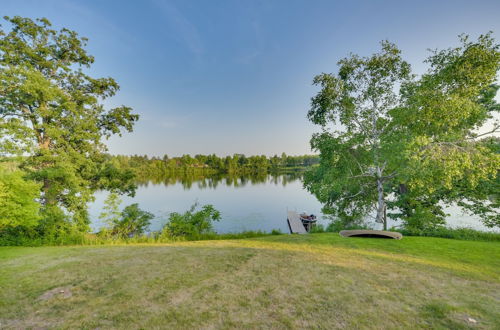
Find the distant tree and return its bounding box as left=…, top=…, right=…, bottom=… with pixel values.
left=270, top=155, right=280, bottom=168
left=280, top=152, right=288, bottom=167
left=0, top=16, right=138, bottom=233
left=237, top=154, right=247, bottom=167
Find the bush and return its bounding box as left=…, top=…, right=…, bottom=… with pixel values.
left=161, top=203, right=221, bottom=239
left=309, top=224, right=325, bottom=233
left=110, top=203, right=154, bottom=238
left=0, top=226, right=89, bottom=246
left=324, top=220, right=369, bottom=232
left=398, top=205, right=447, bottom=232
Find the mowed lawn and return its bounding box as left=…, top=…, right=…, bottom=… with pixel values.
left=0, top=234, right=499, bottom=329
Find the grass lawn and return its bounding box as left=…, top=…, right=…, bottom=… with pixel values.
left=1, top=234, right=499, bottom=329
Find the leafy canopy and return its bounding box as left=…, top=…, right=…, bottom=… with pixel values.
left=305, top=41, right=412, bottom=229
left=305, top=34, right=500, bottom=229
left=0, top=16, right=138, bottom=233
left=392, top=33, right=500, bottom=228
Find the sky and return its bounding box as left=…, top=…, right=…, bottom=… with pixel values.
left=1, top=0, right=499, bottom=157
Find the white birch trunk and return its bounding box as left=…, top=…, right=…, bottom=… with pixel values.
left=376, top=173, right=386, bottom=230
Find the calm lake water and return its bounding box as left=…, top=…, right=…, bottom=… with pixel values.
left=89, top=173, right=497, bottom=233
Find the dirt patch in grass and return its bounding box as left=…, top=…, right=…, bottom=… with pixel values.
left=39, top=286, right=73, bottom=301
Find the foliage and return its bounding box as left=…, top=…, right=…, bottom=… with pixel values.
left=135, top=171, right=304, bottom=191
left=162, top=203, right=221, bottom=239
left=305, top=34, right=500, bottom=230
left=156, top=230, right=279, bottom=242
left=0, top=16, right=138, bottom=235
left=391, top=33, right=500, bottom=229
left=0, top=229, right=279, bottom=246
left=307, top=222, right=499, bottom=242
left=448, top=137, right=499, bottom=228
left=109, top=204, right=154, bottom=238
left=107, top=153, right=319, bottom=179
left=305, top=41, right=412, bottom=230
left=326, top=218, right=369, bottom=232
left=309, top=224, right=326, bottom=233
left=98, top=192, right=122, bottom=230
left=0, top=168, right=41, bottom=230
left=395, top=204, right=447, bottom=231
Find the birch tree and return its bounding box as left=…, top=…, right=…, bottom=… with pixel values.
left=304, top=41, right=412, bottom=229
left=305, top=34, right=500, bottom=230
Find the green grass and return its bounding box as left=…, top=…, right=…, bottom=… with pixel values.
left=0, top=230, right=280, bottom=246
left=1, top=233, right=499, bottom=329
left=399, top=227, right=500, bottom=241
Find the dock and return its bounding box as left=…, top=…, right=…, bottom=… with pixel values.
left=287, top=211, right=308, bottom=234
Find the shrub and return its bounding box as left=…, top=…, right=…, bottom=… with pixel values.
left=110, top=204, right=154, bottom=238
left=309, top=224, right=325, bottom=233
left=398, top=205, right=447, bottom=231
left=162, top=203, right=221, bottom=239
left=0, top=169, right=41, bottom=231
left=325, top=219, right=369, bottom=232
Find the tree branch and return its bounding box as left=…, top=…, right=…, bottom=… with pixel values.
left=467, top=124, right=500, bottom=140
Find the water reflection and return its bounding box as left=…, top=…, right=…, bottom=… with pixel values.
left=90, top=171, right=321, bottom=234
left=90, top=172, right=497, bottom=233
left=134, top=171, right=304, bottom=190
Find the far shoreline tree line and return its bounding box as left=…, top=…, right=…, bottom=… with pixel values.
left=106, top=153, right=320, bottom=178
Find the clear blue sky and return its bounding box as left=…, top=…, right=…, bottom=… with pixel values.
left=1, top=0, right=499, bottom=156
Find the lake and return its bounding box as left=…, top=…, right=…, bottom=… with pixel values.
left=89, top=173, right=497, bottom=233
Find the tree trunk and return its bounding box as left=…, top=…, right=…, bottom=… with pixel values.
left=376, top=175, right=386, bottom=230
left=39, top=134, right=55, bottom=206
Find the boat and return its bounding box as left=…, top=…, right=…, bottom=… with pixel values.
left=299, top=213, right=317, bottom=232
left=339, top=230, right=402, bottom=239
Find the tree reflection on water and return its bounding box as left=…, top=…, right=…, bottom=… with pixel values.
left=135, top=171, right=304, bottom=190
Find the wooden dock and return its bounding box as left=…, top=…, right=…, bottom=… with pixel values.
left=287, top=211, right=308, bottom=234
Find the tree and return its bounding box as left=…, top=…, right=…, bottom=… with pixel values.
left=111, top=203, right=154, bottom=238
left=0, top=16, right=138, bottom=233
left=305, top=41, right=412, bottom=229
left=391, top=34, right=500, bottom=228
left=0, top=168, right=41, bottom=230
left=98, top=192, right=122, bottom=230
left=305, top=34, right=500, bottom=230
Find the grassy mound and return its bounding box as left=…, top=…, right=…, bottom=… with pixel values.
left=1, top=234, right=499, bottom=329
